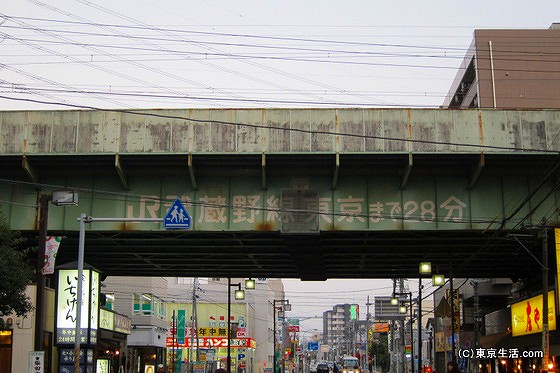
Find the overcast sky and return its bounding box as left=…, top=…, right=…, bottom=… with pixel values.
left=282, top=279, right=394, bottom=332
left=1, top=0, right=559, bottom=111
left=2, top=0, right=559, bottom=329
left=282, top=278, right=447, bottom=332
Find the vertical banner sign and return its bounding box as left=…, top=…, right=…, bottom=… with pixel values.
left=28, top=351, right=44, bottom=373
left=350, top=304, right=359, bottom=320
left=42, top=236, right=62, bottom=275
left=90, top=270, right=99, bottom=344
left=97, top=359, right=110, bottom=373
left=178, top=309, right=186, bottom=345
left=555, top=228, right=560, bottom=311
left=56, top=269, right=99, bottom=345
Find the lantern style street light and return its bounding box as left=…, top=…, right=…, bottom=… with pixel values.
left=417, top=262, right=444, bottom=373
left=417, top=262, right=432, bottom=373
left=35, top=191, right=78, bottom=352
left=391, top=292, right=413, bottom=373
left=273, top=299, right=291, bottom=373
left=432, top=274, right=445, bottom=286
left=227, top=278, right=255, bottom=373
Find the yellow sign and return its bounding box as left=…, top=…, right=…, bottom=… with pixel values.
left=99, top=309, right=114, bottom=331
left=435, top=331, right=451, bottom=352
left=511, top=290, right=556, bottom=337
left=555, top=228, right=560, bottom=312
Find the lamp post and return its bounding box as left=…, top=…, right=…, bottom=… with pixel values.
left=227, top=278, right=255, bottom=373
left=35, top=191, right=78, bottom=352
left=301, top=328, right=319, bottom=373
left=470, top=278, right=488, bottom=373
left=418, top=262, right=433, bottom=373
left=35, top=194, right=50, bottom=353
left=431, top=274, right=445, bottom=371
left=273, top=299, right=291, bottom=373
left=72, top=213, right=180, bottom=373
left=391, top=292, right=413, bottom=373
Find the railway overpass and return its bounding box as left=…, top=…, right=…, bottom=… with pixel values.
left=1, top=107, right=559, bottom=282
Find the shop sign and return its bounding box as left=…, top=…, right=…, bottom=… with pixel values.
left=114, top=313, right=132, bottom=334
left=374, top=323, right=389, bottom=333
left=288, top=325, right=299, bottom=333
left=166, top=337, right=255, bottom=348
left=99, top=309, right=132, bottom=335
left=96, top=359, right=110, bottom=373
left=511, top=290, right=556, bottom=337
left=236, top=327, right=247, bottom=337
left=99, top=309, right=114, bottom=331
left=28, top=351, right=44, bottom=373
left=192, top=362, right=206, bottom=373
left=56, top=269, right=99, bottom=345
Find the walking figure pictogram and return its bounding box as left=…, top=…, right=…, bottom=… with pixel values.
left=164, top=198, right=192, bottom=229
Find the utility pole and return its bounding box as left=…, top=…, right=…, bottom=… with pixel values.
left=542, top=228, right=550, bottom=371
left=417, top=281, right=422, bottom=373
left=399, top=279, right=405, bottom=373
left=366, top=296, right=371, bottom=373
left=390, top=279, right=396, bottom=373
left=448, top=258, right=456, bottom=365
left=470, top=278, right=488, bottom=373
left=449, top=276, right=456, bottom=365
left=473, top=281, right=479, bottom=373
left=191, top=277, right=199, bottom=362
left=172, top=310, right=177, bottom=373
left=510, top=228, right=551, bottom=371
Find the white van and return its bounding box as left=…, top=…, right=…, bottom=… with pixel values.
left=341, top=357, right=360, bottom=373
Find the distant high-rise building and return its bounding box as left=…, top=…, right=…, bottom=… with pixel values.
left=323, top=304, right=359, bottom=358
left=443, top=23, right=560, bottom=109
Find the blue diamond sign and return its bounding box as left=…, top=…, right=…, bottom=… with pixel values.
left=164, top=198, right=192, bottom=229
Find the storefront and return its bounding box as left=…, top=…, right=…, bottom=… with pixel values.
left=166, top=303, right=255, bottom=373
left=97, top=308, right=132, bottom=372
left=166, top=336, right=256, bottom=373
left=0, top=328, right=13, bottom=372
left=480, top=290, right=559, bottom=373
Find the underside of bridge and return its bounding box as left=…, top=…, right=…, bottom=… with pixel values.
left=25, top=227, right=545, bottom=282
left=5, top=151, right=556, bottom=284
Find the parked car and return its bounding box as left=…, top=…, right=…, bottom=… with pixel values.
left=316, top=363, right=330, bottom=373
left=317, top=362, right=340, bottom=373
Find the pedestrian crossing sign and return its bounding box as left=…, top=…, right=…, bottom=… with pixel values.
left=164, top=198, right=192, bottom=229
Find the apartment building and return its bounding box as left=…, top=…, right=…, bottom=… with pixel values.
left=443, top=23, right=560, bottom=109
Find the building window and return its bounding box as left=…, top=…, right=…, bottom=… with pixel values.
left=153, top=297, right=166, bottom=319
left=105, top=293, right=115, bottom=310
left=176, top=278, right=191, bottom=285
left=133, top=293, right=166, bottom=318
left=133, top=293, right=154, bottom=315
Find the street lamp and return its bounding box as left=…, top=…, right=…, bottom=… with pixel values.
left=245, top=278, right=256, bottom=290
left=301, top=329, right=319, bottom=373
left=418, top=262, right=432, bottom=373
left=35, top=191, right=78, bottom=352
left=392, top=292, right=413, bottom=373
left=273, top=299, right=291, bottom=373
left=227, top=278, right=254, bottom=373
left=432, top=274, right=445, bottom=287
left=418, top=263, right=444, bottom=373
